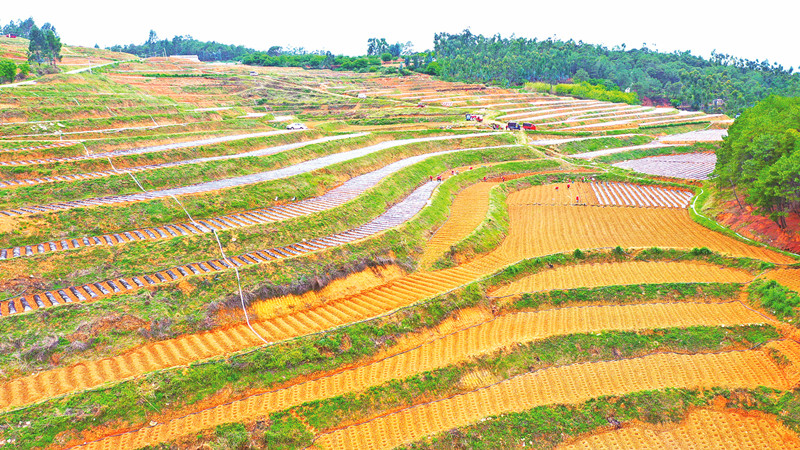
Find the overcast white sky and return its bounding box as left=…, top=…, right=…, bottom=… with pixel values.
left=3, top=0, right=797, bottom=69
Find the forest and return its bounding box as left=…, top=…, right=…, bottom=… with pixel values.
left=106, top=31, right=255, bottom=61
left=432, top=31, right=800, bottom=115
left=714, top=95, right=800, bottom=228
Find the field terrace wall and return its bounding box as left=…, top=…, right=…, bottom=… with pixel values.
left=0, top=131, right=350, bottom=188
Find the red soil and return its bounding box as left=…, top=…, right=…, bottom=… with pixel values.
left=716, top=200, right=800, bottom=254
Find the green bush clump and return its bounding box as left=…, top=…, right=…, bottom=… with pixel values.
left=513, top=283, right=741, bottom=309
left=213, top=423, right=249, bottom=449
left=748, top=279, right=800, bottom=321
left=525, top=81, right=639, bottom=105
left=261, top=413, right=313, bottom=449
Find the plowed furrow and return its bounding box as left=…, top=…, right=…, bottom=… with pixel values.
left=68, top=301, right=766, bottom=449
left=491, top=260, right=753, bottom=296
left=764, top=268, right=800, bottom=293
left=419, top=182, right=497, bottom=269
left=558, top=409, right=800, bottom=449
left=314, top=345, right=798, bottom=450
left=499, top=199, right=792, bottom=264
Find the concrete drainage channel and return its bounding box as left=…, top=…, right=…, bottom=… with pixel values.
left=0, top=181, right=440, bottom=317
left=0, top=144, right=516, bottom=260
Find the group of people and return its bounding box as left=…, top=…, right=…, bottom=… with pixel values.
left=429, top=166, right=481, bottom=183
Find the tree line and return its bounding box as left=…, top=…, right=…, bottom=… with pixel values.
left=0, top=17, right=60, bottom=84
left=714, top=95, right=800, bottom=229
left=106, top=30, right=255, bottom=61
left=432, top=30, right=800, bottom=115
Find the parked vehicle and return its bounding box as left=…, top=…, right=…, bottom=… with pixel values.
left=473, top=115, right=483, bottom=122
left=416, top=103, right=426, bottom=108
left=522, top=123, right=536, bottom=130
left=465, top=113, right=474, bottom=121
left=286, top=123, right=308, bottom=130
left=506, top=122, right=521, bottom=130
left=358, top=93, right=367, bottom=99
left=249, top=71, right=258, bottom=76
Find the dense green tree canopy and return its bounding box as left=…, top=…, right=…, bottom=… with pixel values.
left=0, top=59, right=16, bottom=82
left=26, top=25, right=61, bottom=65
left=107, top=33, right=255, bottom=61
left=715, top=96, right=800, bottom=227
left=432, top=31, right=800, bottom=115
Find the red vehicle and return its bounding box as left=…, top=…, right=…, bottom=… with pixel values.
left=522, top=123, right=536, bottom=130
left=416, top=103, right=426, bottom=108
left=473, top=115, right=483, bottom=122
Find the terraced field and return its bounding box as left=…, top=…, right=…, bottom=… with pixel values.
left=418, top=181, right=497, bottom=269
left=559, top=409, right=800, bottom=449
left=65, top=301, right=773, bottom=449
left=490, top=260, right=754, bottom=296
left=613, top=151, right=718, bottom=180
left=315, top=345, right=798, bottom=449
left=2, top=43, right=799, bottom=450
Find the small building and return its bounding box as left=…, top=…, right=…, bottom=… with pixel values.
left=168, top=55, right=200, bottom=62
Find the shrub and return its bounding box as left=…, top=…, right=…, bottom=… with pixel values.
left=690, top=247, right=713, bottom=256
left=0, top=58, right=16, bottom=83
left=17, top=62, right=30, bottom=79
left=213, top=423, right=249, bottom=450
left=262, top=413, right=313, bottom=449
left=748, top=279, right=800, bottom=321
